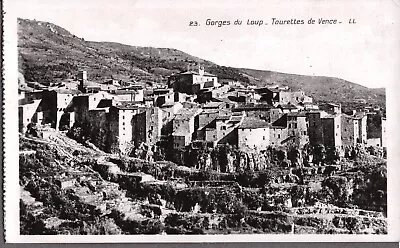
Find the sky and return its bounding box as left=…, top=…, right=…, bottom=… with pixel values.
left=8, top=0, right=400, bottom=88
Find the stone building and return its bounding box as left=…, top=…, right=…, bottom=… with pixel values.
left=172, top=108, right=202, bottom=149
left=237, top=117, right=270, bottom=150
left=77, top=70, right=101, bottom=93
left=202, top=112, right=244, bottom=147
left=259, top=87, right=309, bottom=106
left=233, top=103, right=271, bottom=122
left=270, top=126, right=289, bottom=147
left=306, top=111, right=324, bottom=146
left=341, top=114, right=360, bottom=146
left=321, top=114, right=342, bottom=149
left=354, top=112, right=367, bottom=145
left=108, top=103, right=142, bottom=153
left=18, top=94, right=42, bottom=133
left=168, top=67, right=218, bottom=95
left=36, top=89, right=80, bottom=130
left=286, top=112, right=309, bottom=148
left=131, top=107, right=163, bottom=147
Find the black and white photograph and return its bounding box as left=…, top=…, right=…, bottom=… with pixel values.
left=3, top=0, right=400, bottom=242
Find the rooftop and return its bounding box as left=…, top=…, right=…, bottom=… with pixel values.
left=203, top=102, right=225, bottom=109
left=278, top=103, right=298, bottom=110
left=287, top=112, right=306, bottom=117
left=272, top=115, right=288, bottom=128
left=52, top=88, right=81, bottom=94
left=178, top=70, right=216, bottom=77
left=83, top=81, right=101, bottom=88
left=234, top=103, right=272, bottom=111
left=216, top=115, right=231, bottom=121
left=174, top=108, right=202, bottom=120
left=113, top=89, right=141, bottom=95
left=113, top=101, right=141, bottom=110
left=238, top=117, right=270, bottom=129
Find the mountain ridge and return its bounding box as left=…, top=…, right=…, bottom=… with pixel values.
left=18, top=18, right=385, bottom=109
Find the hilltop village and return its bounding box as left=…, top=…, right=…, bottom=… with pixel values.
left=19, top=67, right=386, bottom=155
left=19, top=66, right=387, bottom=234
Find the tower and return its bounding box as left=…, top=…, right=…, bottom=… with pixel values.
left=78, top=70, right=87, bottom=92
left=198, top=65, right=204, bottom=76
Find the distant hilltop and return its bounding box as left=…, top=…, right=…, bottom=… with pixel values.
left=18, top=18, right=385, bottom=109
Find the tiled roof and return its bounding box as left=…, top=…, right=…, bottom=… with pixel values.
left=278, top=103, right=298, bottom=110
left=272, top=115, right=288, bottom=128
left=113, top=102, right=141, bottom=110
left=174, top=108, right=202, bottom=120
left=321, top=113, right=339, bottom=119
left=53, top=88, right=81, bottom=94
left=83, top=81, right=101, bottom=88
left=203, top=102, right=224, bottom=109
left=113, top=89, right=140, bottom=95
left=179, top=70, right=217, bottom=77
left=287, top=112, right=306, bottom=117
left=238, top=117, right=270, bottom=129
left=234, top=103, right=272, bottom=110
left=216, top=115, right=230, bottom=121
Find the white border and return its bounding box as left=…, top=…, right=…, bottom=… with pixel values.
left=4, top=0, right=400, bottom=243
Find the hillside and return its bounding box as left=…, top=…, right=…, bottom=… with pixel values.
left=20, top=131, right=387, bottom=235
left=18, top=18, right=385, bottom=108
left=240, top=69, right=386, bottom=108
left=18, top=18, right=248, bottom=85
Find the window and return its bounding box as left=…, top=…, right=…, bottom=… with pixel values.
left=278, top=134, right=281, bottom=139
left=221, top=126, right=226, bottom=130
left=122, top=115, right=125, bottom=119
left=263, top=136, right=265, bottom=140
left=123, top=122, right=125, bottom=126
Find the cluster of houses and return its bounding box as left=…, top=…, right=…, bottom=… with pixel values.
left=19, top=67, right=387, bottom=156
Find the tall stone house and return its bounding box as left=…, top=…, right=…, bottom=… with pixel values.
left=168, top=67, right=218, bottom=94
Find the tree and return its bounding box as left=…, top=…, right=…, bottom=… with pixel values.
left=312, top=144, right=326, bottom=166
